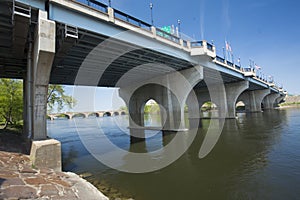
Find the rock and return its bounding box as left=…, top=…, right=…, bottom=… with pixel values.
left=24, top=177, right=48, bottom=185
left=40, top=184, right=59, bottom=196
left=79, top=172, right=93, bottom=178
left=1, top=186, right=37, bottom=199
left=1, top=178, right=25, bottom=188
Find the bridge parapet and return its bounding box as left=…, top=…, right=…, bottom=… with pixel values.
left=190, top=40, right=216, bottom=58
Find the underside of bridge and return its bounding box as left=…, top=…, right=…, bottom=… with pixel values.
left=0, top=0, right=285, bottom=145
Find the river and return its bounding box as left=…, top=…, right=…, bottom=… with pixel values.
left=47, top=108, right=300, bottom=200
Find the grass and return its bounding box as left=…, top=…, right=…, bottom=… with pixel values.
left=279, top=102, right=300, bottom=107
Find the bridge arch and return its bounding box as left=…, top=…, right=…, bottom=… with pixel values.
left=72, top=113, right=86, bottom=119
left=236, top=100, right=246, bottom=112
left=56, top=113, right=72, bottom=120
left=120, top=111, right=126, bottom=115
left=113, top=111, right=119, bottom=116
left=200, top=101, right=219, bottom=119
left=88, top=112, right=100, bottom=118
left=103, top=112, right=112, bottom=117
left=143, top=99, right=162, bottom=127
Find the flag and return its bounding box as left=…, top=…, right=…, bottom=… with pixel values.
left=225, top=40, right=232, bottom=52
left=255, top=64, right=261, bottom=70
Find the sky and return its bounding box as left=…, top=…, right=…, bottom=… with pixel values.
left=65, top=0, right=300, bottom=111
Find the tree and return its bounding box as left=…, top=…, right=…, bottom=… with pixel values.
left=47, top=85, right=76, bottom=113
left=0, top=79, right=23, bottom=129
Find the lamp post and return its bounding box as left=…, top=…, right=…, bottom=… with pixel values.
left=177, top=19, right=181, bottom=37
left=108, top=0, right=111, bottom=7
left=150, top=3, right=154, bottom=26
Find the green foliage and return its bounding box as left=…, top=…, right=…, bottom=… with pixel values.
left=0, top=79, right=23, bottom=128
left=201, top=102, right=214, bottom=111
left=144, top=103, right=160, bottom=114
left=119, top=106, right=128, bottom=112
left=47, top=85, right=76, bottom=113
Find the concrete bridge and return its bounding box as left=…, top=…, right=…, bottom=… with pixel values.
left=47, top=110, right=127, bottom=120
left=0, top=0, right=286, bottom=155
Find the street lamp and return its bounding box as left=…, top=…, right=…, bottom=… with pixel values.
left=150, top=3, right=154, bottom=26
left=177, top=19, right=181, bottom=37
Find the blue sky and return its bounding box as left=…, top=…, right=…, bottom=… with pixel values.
left=66, top=0, right=300, bottom=111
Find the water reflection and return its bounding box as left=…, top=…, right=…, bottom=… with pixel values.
left=47, top=108, right=300, bottom=200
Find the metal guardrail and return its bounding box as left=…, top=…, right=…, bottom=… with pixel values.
left=235, top=65, right=241, bottom=71
left=216, top=56, right=225, bottom=63
left=243, top=68, right=253, bottom=72
left=191, top=41, right=203, bottom=47
left=227, top=61, right=234, bottom=67
left=82, top=0, right=108, bottom=13
left=114, top=9, right=152, bottom=31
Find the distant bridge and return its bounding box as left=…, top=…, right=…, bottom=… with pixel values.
left=47, top=110, right=127, bottom=120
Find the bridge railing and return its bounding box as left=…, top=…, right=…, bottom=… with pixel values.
left=207, top=43, right=214, bottom=51
left=191, top=41, right=203, bottom=47
left=114, top=9, right=152, bottom=31
left=80, top=0, right=108, bottom=13
left=216, top=56, right=225, bottom=63
left=227, top=61, right=234, bottom=67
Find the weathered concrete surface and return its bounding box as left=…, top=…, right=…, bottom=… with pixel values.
left=30, top=139, right=62, bottom=172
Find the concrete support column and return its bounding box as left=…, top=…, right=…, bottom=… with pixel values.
left=238, top=89, right=271, bottom=112
left=29, top=10, right=55, bottom=140
left=274, top=95, right=286, bottom=108
left=263, top=93, right=280, bottom=109
left=119, top=66, right=203, bottom=143
left=224, top=81, right=249, bottom=118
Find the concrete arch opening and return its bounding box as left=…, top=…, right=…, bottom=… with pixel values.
left=120, top=111, right=126, bottom=115
left=56, top=114, right=71, bottom=120
left=113, top=112, right=119, bottom=116
left=143, top=99, right=162, bottom=127
left=72, top=113, right=86, bottom=119
left=103, top=112, right=112, bottom=117
left=88, top=113, right=100, bottom=118
left=236, top=101, right=246, bottom=112
left=200, top=101, right=219, bottom=119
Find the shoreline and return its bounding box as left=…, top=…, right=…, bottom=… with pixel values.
left=278, top=104, right=300, bottom=109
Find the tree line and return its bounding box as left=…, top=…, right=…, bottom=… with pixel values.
left=0, top=79, right=75, bottom=129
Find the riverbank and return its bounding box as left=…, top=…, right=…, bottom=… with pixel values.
left=0, top=130, right=108, bottom=200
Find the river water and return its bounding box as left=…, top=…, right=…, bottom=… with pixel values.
left=47, top=108, right=300, bottom=200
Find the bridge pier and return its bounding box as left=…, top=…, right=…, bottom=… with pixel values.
left=23, top=10, right=55, bottom=140
left=238, top=89, right=271, bottom=112
left=263, top=93, right=281, bottom=109
left=224, top=81, right=249, bottom=118
left=275, top=95, right=286, bottom=107
left=119, top=66, right=203, bottom=143
left=193, top=81, right=248, bottom=119
left=22, top=10, right=62, bottom=171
